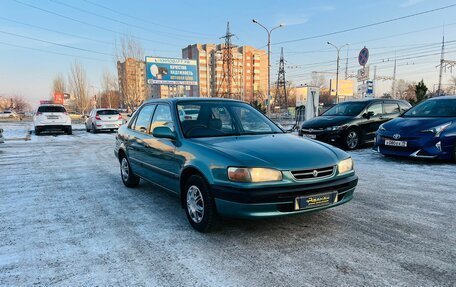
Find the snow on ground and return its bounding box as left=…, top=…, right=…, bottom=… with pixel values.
left=0, top=121, right=455, bottom=286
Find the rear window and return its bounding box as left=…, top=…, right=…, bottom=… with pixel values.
left=97, top=110, right=119, bottom=115
left=38, top=106, right=66, bottom=113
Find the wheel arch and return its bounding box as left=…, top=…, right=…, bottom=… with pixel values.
left=179, top=166, right=211, bottom=209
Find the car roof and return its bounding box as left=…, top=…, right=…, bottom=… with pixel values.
left=427, top=95, right=456, bottom=100
left=38, top=104, right=65, bottom=107
left=342, top=98, right=406, bottom=104
left=144, top=97, right=243, bottom=104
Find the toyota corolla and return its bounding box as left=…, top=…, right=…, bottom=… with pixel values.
left=115, top=98, right=358, bottom=232
left=374, top=95, right=456, bottom=160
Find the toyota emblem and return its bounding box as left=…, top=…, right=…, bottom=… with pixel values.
left=393, top=133, right=401, bottom=140
left=312, top=170, right=319, bottom=177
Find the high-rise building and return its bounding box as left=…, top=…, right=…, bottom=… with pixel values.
left=117, top=58, right=149, bottom=108
left=182, top=44, right=268, bottom=103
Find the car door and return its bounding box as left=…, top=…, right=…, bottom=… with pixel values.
left=364, top=102, right=383, bottom=141
left=126, top=104, right=156, bottom=178
left=141, top=104, right=181, bottom=193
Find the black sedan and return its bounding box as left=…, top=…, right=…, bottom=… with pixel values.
left=300, top=98, right=411, bottom=150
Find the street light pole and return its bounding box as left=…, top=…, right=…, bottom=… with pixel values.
left=252, top=19, right=284, bottom=116
left=327, top=42, right=348, bottom=104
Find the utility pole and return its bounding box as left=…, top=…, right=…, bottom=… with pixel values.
left=437, top=34, right=445, bottom=96
left=274, top=47, right=288, bottom=111
left=327, top=42, right=348, bottom=103
left=373, top=66, right=377, bottom=97
left=252, top=19, right=284, bottom=116
left=345, top=44, right=349, bottom=80
left=391, top=59, right=397, bottom=98
left=218, top=22, right=237, bottom=99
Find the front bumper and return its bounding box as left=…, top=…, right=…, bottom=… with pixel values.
left=375, top=132, right=455, bottom=160
left=212, top=174, right=358, bottom=218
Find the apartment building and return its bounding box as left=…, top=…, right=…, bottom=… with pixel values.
left=117, top=58, right=149, bottom=107
left=182, top=44, right=268, bottom=103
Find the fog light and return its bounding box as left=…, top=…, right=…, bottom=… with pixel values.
left=435, top=141, right=442, bottom=152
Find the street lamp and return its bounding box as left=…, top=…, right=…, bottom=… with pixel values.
left=252, top=19, right=284, bottom=116
left=327, top=42, right=349, bottom=104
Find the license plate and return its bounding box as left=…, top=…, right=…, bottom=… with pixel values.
left=385, top=139, right=407, bottom=147
left=295, top=191, right=337, bottom=210
left=47, top=116, right=58, bottom=119
left=303, top=134, right=316, bottom=139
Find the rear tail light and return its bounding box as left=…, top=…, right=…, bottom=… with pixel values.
left=118, top=114, right=122, bottom=120
left=95, top=114, right=101, bottom=120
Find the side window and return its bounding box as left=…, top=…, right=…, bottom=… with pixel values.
left=150, top=105, right=174, bottom=134
left=134, top=105, right=156, bottom=133
left=384, top=102, right=400, bottom=114
left=367, top=103, right=382, bottom=116
left=399, top=102, right=411, bottom=113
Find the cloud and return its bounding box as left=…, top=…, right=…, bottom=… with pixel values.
left=400, top=0, right=425, bottom=7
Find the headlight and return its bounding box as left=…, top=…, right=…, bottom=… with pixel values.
left=338, top=158, right=354, bottom=174
left=227, top=167, right=283, bottom=182
left=421, top=122, right=451, bottom=137
left=325, top=125, right=345, bottom=131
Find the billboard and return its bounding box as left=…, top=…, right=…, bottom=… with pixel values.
left=54, top=92, right=64, bottom=105
left=146, top=57, right=198, bottom=86
left=330, top=80, right=354, bottom=97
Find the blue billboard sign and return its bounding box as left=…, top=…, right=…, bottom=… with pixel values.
left=146, top=57, right=198, bottom=86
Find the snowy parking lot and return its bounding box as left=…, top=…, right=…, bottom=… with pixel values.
left=0, top=121, right=455, bottom=286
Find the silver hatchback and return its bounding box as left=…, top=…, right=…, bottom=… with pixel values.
left=85, top=109, right=123, bottom=133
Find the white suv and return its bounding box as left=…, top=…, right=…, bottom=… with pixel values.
left=33, top=105, right=72, bottom=135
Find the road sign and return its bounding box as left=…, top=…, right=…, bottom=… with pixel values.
left=358, top=47, right=369, bottom=66
left=366, top=80, right=374, bottom=94
left=357, top=66, right=369, bottom=81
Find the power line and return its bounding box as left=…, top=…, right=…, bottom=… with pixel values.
left=82, top=0, right=218, bottom=38
left=12, top=0, right=179, bottom=47
left=49, top=0, right=208, bottom=42
left=0, top=30, right=115, bottom=57
left=0, top=40, right=111, bottom=62
left=274, top=3, right=456, bottom=45
left=0, top=16, right=113, bottom=46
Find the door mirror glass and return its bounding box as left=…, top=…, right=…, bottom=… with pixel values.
left=152, top=126, right=176, bottom=140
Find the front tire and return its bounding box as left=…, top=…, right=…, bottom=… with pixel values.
left=120, top=156, right=140, bottom=187
left=184, top=175, right=220, bottom=233
left=66, top=126, right=72, bottom=135
left=344, top=129, right=360, bottom=150
left=92, top=124, right=97, bottom=134
left=34, top=127, right=41, bottom=135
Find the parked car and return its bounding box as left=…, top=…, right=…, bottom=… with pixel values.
left=374, top=95, right=456, bottom=161
left=115, top=98, right=358, bottom=232
left=33, top=104, right=72, bottom=135
left=85, top=108, right=123, bottom=133
left=300, top=98, right=411, bottom=150
left=0, top=110, right=18, bottom=118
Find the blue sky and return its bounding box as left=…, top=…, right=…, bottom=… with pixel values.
left=1, top=0, right=456, bottom=105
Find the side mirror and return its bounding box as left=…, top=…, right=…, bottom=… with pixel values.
left=363, top=111, right=374, bottom=119
left=153, top=126, right=176, bottom=140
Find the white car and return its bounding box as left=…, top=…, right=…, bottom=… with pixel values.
left=33, top=104, right=72, bottom=135
left=0, top=110, right=18, bottom=118
left=85, top=108, right=123, bottom=133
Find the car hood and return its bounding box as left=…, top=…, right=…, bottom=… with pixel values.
left=301, top=116, right=353, bottom=129
left=382, top=117, right=455, bottom=134
left=190, top=134, right=344, bottom=170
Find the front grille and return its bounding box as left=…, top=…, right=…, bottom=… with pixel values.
left=291, top=166, right=335, bottom=180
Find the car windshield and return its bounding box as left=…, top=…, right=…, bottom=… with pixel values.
left=322, top=102, right=366, bottom=116
left=177, top=101, right=283, bottom=138
left=403, top=99, right=456, bottom=117
left=97, top=110, right=119, bottom=115
left=38, top=106, right=66, bottom=113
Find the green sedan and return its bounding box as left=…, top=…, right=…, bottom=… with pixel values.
left=115, top=98, right=358, bottom=232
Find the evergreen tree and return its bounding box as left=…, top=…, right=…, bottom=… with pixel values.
left=412, top=80, right=428, bottom=105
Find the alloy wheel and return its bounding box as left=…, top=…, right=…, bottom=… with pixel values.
left=186, top=185, right=204, bottom=223
left=121, top=158, right=129, bottom=182
left=347, top=131, right=359, bottom=149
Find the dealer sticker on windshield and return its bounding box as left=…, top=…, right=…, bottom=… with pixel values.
left=295, top=191, right=337, bottom=210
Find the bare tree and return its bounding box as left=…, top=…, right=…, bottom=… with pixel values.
left=116, top=34, right=147, bottom=112
left=101, top=69, right=119, bottom=108
left=12, top=96, right=31, bottom=113
left=395, top=79, right=409, bottom=99
left=310, top=73, right=327, bottom=89
left=51, top=73, right=66, bottom=96
left=68, top=61, right=90, bottom=115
